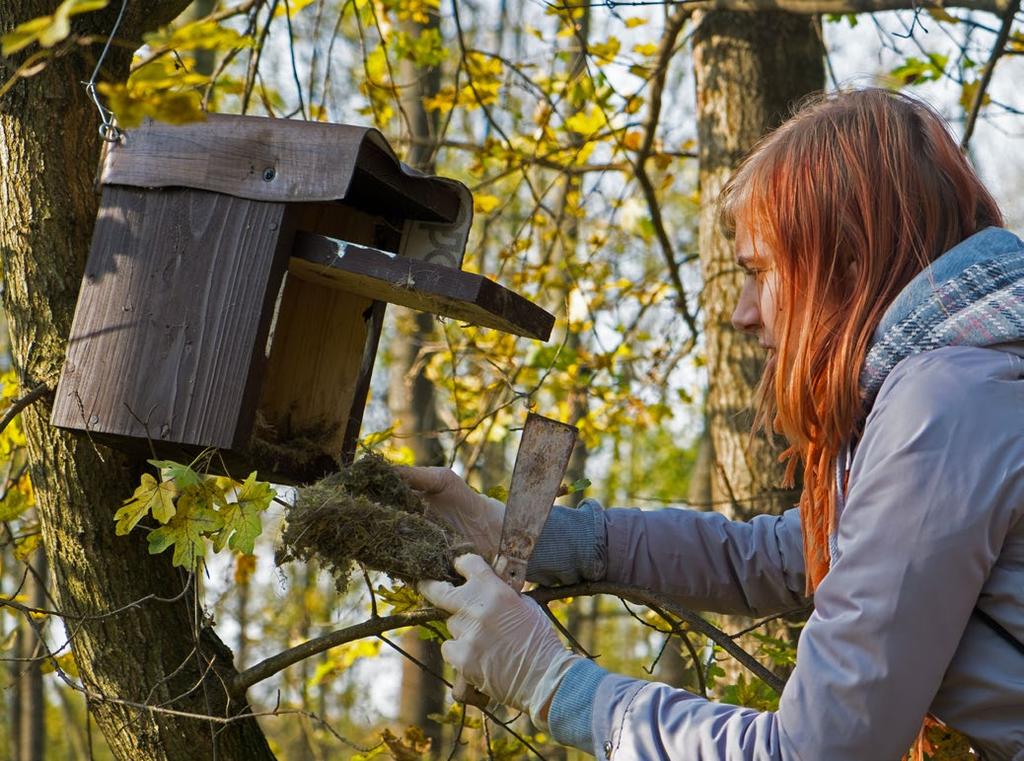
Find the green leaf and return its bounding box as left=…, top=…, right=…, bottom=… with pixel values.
left=564, top=477, right=591, bottom=495
left=114, top=473, right=176, bottom=535
left=212, top=472, right=272, bottom=554
left=148, top=459, right=201, bottom=490
left=146, top=491, right=222, bottom=569
left=889, top=53, right=948, bottom=86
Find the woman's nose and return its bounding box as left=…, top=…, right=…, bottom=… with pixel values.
left=731, top=279, right=762, bottom=334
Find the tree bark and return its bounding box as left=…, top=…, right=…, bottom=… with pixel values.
left=0, top=4, right=274, bottom=759
left=693, top=13, right=824, bottom=519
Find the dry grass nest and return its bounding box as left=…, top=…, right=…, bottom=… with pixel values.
left=275, top=452, right=472, bottom=591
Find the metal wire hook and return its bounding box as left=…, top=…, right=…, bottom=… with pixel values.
left=82, top=0, right=130, bottom=142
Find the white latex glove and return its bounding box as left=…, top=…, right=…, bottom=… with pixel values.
left=397, top=467, right=506, bottom=561
left=419, top=554, right=580, bottom=728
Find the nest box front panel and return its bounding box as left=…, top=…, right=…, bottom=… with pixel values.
left=52, top=185, right=292, bottom=451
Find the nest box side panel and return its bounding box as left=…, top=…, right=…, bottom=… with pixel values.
left=52, top=186, right=291, bottom=451
left=256, top=207, right=387, bottom=474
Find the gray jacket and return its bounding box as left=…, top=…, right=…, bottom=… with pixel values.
left=530, top=344, right=1024, bottom=760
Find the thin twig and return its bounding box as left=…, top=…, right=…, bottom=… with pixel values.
left=0, top=383, right=49, bottom=436
left=961, top=0, right=1021, bottom=149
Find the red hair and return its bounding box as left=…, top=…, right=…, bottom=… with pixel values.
left=719, top=88, right=1003, bottom=592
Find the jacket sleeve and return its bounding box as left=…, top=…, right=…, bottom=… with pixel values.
left=547, top=348, right=1024, bottom=760
left=529, top=500, right=807, bottom=617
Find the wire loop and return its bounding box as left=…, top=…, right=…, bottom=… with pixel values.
left=82, top=0, right=130, bottom=141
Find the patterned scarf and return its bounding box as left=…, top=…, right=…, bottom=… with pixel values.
left=860, top=227, right=1024, bottom=406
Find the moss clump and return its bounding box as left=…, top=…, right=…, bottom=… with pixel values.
left=276, top=453, right=472, bottom=591
left=243, top=413, right=340, bottom=484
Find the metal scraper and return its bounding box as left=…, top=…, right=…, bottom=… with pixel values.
left=454, top=412, right=578, bottom=708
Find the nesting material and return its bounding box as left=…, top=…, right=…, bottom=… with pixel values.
left=243, top=413, right=340, bottom=484
left=276, top=453, right=472, bottom=590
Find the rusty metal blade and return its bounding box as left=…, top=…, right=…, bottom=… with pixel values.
left=492, top=413, right=577, bottom=592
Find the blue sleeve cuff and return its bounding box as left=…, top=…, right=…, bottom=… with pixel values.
left=527, top=499, right=607, bottom=585
left=547, top=658, right=608, bottom=752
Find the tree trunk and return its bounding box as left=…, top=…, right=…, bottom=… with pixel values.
left=15, top=549, right=46, bottom=761
left=391, top=10, right=447, bottom=758
left=0, top=4, right=274, bottom=759
left=693, top=13, right=824, bottom=519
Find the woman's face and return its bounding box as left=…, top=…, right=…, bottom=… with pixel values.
left=731, top=226, right=780, bottom=349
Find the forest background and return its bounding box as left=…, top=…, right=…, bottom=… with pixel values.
left=0, top=0, right=1022, bottom=759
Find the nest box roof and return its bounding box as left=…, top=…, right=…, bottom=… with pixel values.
left=99, top=113, right=463, bottom=223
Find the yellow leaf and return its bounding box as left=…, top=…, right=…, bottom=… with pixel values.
left=624, top=16, right=648, bottom=27
left=40, top=651, right=78, bottom=677
left=14, top=533, right=41, bottom=562
left=422, top=85, right=457, bottom=113
left=589, top=37, right=621, bottom=65
left=565, top=106, right=606, bottom=136
left=632, top=42, right=659, bottom=57
left=144, top=20, right=255, bottom=52
left=375, top=583, right=421, bottom=613
left=309, top=639, right=382, bottom=686
left=926, top=7, right=957, bottom=22
left=474, top=193, right=501, bottom=214
left=1, top=17, right=53, bottom=56
left=146, top=490, right=222, bottom=569
left=623, top=130, right=643, bottom=151
left=97, top=81, right=205, bottom=129
left=0, top=474, right=34, bottom=522
left=273, top=0, right=317, bottom=17
left=234, top=553, right=256, bottom=584
left=959, top=79, right=989, bottom=112
left=114, top=473, right=176, bottom=535
left=485, top=484, right=508, bottom=502
left=1, top=0, right=109, bottom=55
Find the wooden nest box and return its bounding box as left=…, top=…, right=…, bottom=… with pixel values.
left=51, top=115, right=553, bottom=483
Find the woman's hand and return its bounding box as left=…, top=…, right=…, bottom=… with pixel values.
left=396, top=466, right=505, bottom=561
left=419, top=554, right=580, bottom=726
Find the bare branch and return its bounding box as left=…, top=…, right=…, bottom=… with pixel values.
left=230, top=609, right=439, bottom=697
left=961, top=0, right=1021, bottom=148
left=530, top=582, right=788, bottom=693
left=549, top=0, right=1011, bottom=15
left=232, top=579, right=789, bottom=699
left=632, top=7, right=701, bottom=340
left=0, top=382, right=49, bottom=437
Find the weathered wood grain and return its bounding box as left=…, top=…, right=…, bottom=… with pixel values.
left=51, top=186, right=291, bottom=450
left=257, top=207, right=384, bottom=472
left=289, top=233, right=555, bottom=340
left=100, top=114, right=461, bottom=223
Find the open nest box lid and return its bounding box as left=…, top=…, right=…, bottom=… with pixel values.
left=101, top=113, right=465, bottom=225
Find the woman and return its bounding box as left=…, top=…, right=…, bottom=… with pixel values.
left=404, top=88, right=1024, bottom=760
